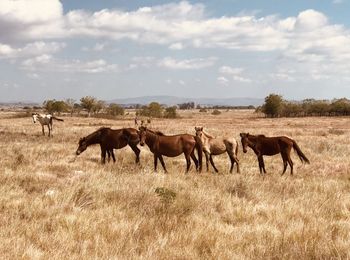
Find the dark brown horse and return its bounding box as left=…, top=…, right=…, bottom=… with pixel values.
left=138, top=126, right=202, bottom=173
left=240, top=133, right=310, bottom=175
left=76, top=127, right=140, bottom=164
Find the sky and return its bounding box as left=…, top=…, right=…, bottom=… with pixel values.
left=1, top=0, right=350, bottom=102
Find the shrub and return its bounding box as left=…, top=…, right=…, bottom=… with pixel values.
left=212, top=109, right=221, bottom=115
left=164, top=106, right=177, bottom=118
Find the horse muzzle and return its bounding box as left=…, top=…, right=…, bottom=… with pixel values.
left=243, top=149, right=247, bottom=153
left=76, top=150, right=81, bottom=155
left=140, top=142, right=145, bottom=146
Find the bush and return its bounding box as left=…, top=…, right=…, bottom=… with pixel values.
left=199, top=108, right=207, bottom=113
left=261, top=94, right=283, bottom=118
left=164, top=106, right=177, bottom=118
left=107, top=103, right=124, bottom=116
left=137, top=102, right=164, bottom=118
left=212, top=109, right=221, bottom=115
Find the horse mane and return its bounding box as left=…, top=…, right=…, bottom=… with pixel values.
left=83, top=127, right=109, bottom=141
left=202, top=130, right=215, bottom=139
left=146, top=128, right=165, bottom=136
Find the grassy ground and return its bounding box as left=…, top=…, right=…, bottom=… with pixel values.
left=0, top=110, right=349, bottom=259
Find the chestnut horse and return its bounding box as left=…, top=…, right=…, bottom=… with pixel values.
left=76, top=127, right=140, bottom=164
left=195, top=127, right=240, bottom=173
left=138, top=126, right=202, bottom=173
left=240, top=133, right=309, bottom=175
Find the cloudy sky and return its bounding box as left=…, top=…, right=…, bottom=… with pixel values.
left=1, top=0, right=350, bottom=102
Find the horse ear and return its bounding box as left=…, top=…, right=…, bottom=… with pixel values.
left=200, top=127, right=203, bottom=131
left=240, top=133, right=243, bottom=137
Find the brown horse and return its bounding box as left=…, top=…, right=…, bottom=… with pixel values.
left=138, top=126, right=202, bottom=173
left=76, top=127, right=140, bottom=164
left=240, top=133, right=310, bottom=175
left=195, top=127, right=240, bottom=173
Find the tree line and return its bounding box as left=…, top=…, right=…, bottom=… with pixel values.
left=40, top=96, right=125, bottom=117
left=259, top=94, right=350, bottom=117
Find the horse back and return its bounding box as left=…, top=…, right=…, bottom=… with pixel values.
left=257, top=136, right=293, bottom=155
left=156, top=134, right=195, bottom=157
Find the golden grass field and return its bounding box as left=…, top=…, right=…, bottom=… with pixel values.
left=1, top=109, right=350, bottom=259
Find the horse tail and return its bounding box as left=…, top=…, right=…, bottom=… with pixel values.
left=292, top=140, right=310, bottom=164
left=52, top=116, right=64, bottom=122
left=194, top=135, right=203, bottom=171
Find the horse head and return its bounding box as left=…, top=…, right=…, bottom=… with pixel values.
left=138, top=126, right=147, bottom=146
left=240, top=133, right=250, bottom=153
left=76, top=137, right=87, bottom=155
left=32, top=113, right=38, bottom=123
left=194, top=126, right=204, bottom=138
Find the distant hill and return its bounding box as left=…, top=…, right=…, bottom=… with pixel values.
left=109, top=96, right=263, bottom=106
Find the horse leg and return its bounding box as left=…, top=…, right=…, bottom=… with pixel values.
left=111, top=150, right=116, bottom=163
left=41, top=125, right=45, bottom=136
left=227, top=150, right=240, bottom=174
left=153, top=154, right=158, bottom=172
left=190, top=150, right=199, bottom=171
left=130, top=144, right=141, bottom=164
left=261, top=156, right=267, bottom=173
left=281, top=153, right=288, bottom=175
left=204, top=152, right=210, bottom=171
left=107, top=150, right=111, bottom=163
left=209, top=155, right=219, bottom=173
left=258, top=156, right=264, bottom=174
left=158, top=155, right=168, bottom=173
left=184, top=153, right=191, bottom=173
left=287, top=152, right=294, bottom=175
left=101, top=148, right=107, bottom=164
left=47, top=125, right=51, bottom=137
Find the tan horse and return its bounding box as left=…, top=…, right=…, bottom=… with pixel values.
left=138, top=126, right=202, bottom=173
left=195, top=127, right=240, bottom=173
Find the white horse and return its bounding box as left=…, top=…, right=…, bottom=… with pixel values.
left=195, top=127, right=240, bottom=173
left=32, top=113, right=64, bottom=137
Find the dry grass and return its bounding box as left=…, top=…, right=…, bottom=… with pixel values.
left=0, top=110, right=350, bottom=259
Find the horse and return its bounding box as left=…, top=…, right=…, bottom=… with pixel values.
left=195, top=127, right=240, bottom=173
left=76, top=127, right=140, bottom=164
left=32, top=113, right=64, bottom=137
left=138, top=126, right=202, bottom=173
left=240, top=133, right=310, bottom=175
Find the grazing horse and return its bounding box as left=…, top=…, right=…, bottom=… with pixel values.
left=76, top=127, right=140, bottom=164
left=240, top=133, right=310, bottom=175
left=138, top=126, right=202, bottom=173
left=32, top=113, right=64, bottom=137
left=195, top=127, right=240, bottom=173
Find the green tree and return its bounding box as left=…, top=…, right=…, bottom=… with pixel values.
left=107, top=103, right=124, bottom=116
left=164, top=106, right=177, bottom=118
left=92, top=100, right=106, bottom=114
left=261, top=94, right=283, bottom=118
left=137, top=102, right=164, bottom=118
left=80, top=96, right=97, bottom=117
left=65, top=98, right=75, bottom=116
left=43, top=99, right=67, bottom=115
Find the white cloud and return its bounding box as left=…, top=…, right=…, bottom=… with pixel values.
left=26, top=73, right=40, bottom=80
left=219, top=66, right=245, bottom=75
left=0, top=0, right=65, bottom=42
left=21, top=56, right=119, bottom=73
left=219, top=65, right=252, bottom=83
left=169, top=42, right=184, bottom=50
left=159, top=57, right=216, bottom=70
left=1, top=1, right=350, bottom=87
left=332, top=0, right=343, bottom=4
left=217, top=76, right=229, bottom=85
left=0, top=41, right=65, bottom=59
